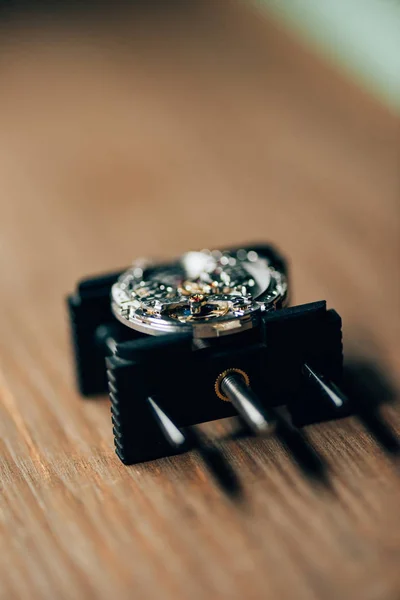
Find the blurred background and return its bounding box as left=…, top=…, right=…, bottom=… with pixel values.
left=260, top=0, right=400, bottom=114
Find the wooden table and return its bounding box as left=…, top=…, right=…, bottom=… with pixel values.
left=0, top=3, right=399, bottom=599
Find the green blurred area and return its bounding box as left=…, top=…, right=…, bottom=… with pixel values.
left=256, top=0, right=400, bottom=114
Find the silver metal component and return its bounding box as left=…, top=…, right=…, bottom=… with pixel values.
left=111, top=248, right=288, bottom=339
left=303, top=364, right=348, bottom=409
left=147, top=397, right=186, bottom=448
left=220, top=374, right=276, bottom=435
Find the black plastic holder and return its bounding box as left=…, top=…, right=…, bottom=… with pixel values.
left=68, top=262, right=350, bottom=465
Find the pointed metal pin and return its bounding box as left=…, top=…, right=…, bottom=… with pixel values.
left=303, top=363, right=349, bottom=410
left=147, top=397, right=187, bottom=449
left=148, top=397, right=243, bottom=498
left=220, top=373, right=277, bottom=435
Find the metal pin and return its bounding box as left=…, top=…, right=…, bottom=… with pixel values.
left=148, top=397, right=243, bottom=497
left=147, top=397, right=187, bottom=449
left=221, top=373, right=276, bottom=435
left=303, top=363, right=349, bottom=410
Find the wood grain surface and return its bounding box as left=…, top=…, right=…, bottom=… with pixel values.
left=0, top=2, right=399, bottom=599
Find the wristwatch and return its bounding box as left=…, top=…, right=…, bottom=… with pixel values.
left=111, top=246, right=289, bottom=339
